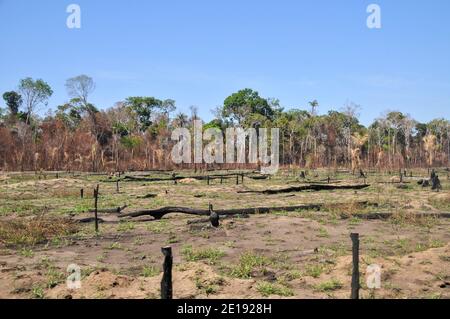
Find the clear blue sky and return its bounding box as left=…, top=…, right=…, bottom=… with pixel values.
left=1, top=0, right=449, bottom=125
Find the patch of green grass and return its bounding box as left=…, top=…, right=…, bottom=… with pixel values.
left=70, top=203, right=91, bottom=214
left=229, top=252, right=270, bottom=279
left=166, top=233, right=180, bottom=244
left=181, top=245, right=225, bottom=265
left=46, top=267, right=64, bottom=289
left=256, top=281, right=294, bottom=297
left=317, top=227, right=329, bottom=238
left=285, top=270, right=302, bottom=281
left=314, top=279, right=343, bottom=292
left=19, top=247, right=34, bottom=258
left=117, top=221, right=135, bottom=232
left=304, top=264, right=325, bottom=278
left=142, top=266, right=159, bottom=278
left=146, top=220, right=169, bottom=234
left=195, top=276, right=225, bottom=296
left=31, top=285, right=45, bottom=299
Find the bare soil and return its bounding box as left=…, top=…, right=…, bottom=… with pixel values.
left=0, top=169, right=449, bottom=299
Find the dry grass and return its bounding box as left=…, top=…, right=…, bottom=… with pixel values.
left=0, top=216, right=78, bottom=247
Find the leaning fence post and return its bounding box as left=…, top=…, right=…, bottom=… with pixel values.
left=94, top=184, right=99, bottom=233
left=350, top=233, right=360, bottom=299
left=161, top=246, right=173, bottom=299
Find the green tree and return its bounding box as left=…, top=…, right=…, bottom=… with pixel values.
left=124, top=96, right=163, bottom=132
left=2, top=91, right=22, bottom=115
left=18, top=78, right=53, bottom=123
left=222, top=88, right=276, bottom=125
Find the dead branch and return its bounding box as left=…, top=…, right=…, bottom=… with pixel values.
left=87, top=205, right=128, bottom=214
left=237, top=184, right=370, bottom=195
left=118, top=201, right=376, bottom=219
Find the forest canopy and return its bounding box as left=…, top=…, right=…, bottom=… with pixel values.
left=0, top=76, right=449, bottom=172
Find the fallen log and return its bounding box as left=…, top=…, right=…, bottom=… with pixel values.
left=87, top=205, right=128, bottom=214
left=120, top=205, right=321, bottom=219
left=237, top=184, right=370, bottom=195
left=247, top=175, right=269, bottom=180
left=77, top=217, right=105, bottom=223
left=342, top=212, right=450, bottom=220
left=119, top=201, right=374, bottom=219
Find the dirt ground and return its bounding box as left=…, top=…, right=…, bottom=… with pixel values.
left=0, top=168, right=449, bottom=299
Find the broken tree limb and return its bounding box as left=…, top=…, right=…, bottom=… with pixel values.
left=87, top=205, right=128, bottom=214
left=120, top=204, right=322, bottom=219
left=77, top=217, right=105, bottom=224
left=340, top=212, right=450, bottom=220
left=119, top=202, right=375, bottom=219
left=237, top=184, right=370, bottom=195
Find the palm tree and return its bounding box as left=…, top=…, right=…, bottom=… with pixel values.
left=173, top=112, right=189, bottom=128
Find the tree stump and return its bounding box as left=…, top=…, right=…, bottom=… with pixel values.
left=350, top=233, right=360, bottom=299
left=431, top=175, right=442, bottom=191
left=209, top=204, right=219, bottom=228
left=161, top=247, right=173, bottom=299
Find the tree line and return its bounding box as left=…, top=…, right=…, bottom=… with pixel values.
left=0, top=75, right=449, bottom=172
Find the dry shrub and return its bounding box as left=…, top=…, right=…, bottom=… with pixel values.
left=429, top=193, right=450, bottom=210
left=323, top=201, right=369, bottom=216
left=389, top=211, right=439, bottom=228
left=0, top=216, right=78, bottom=247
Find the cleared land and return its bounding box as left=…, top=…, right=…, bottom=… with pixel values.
left=0, top=168, right=449, bottom=299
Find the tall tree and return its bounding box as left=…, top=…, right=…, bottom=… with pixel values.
left=2, top=91, right=22, bottom=116
left=222, top=88, right=275, bottom=125
left=124, top=96, right=163, bottom=132
left=65, top=75, right=95, bottom=106
left=18, top=78, right=53, bottom=123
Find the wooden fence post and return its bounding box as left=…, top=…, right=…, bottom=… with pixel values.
left=94, top=184, right=99, bottom=233
left=116, top=180, right=120, bottom=193
left=236, top=174, right=239, bottom=185
left=350, top=233, right=360, bottom=299
left=207, top=175, right=210, bottom=185
left=161, top=246, right=173, bottom=299
left=80, top=188, right=84, bottom=199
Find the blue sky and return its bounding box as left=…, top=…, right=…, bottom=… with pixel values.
left=0, top=0, right=449, bottom=125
